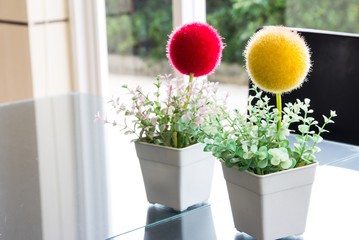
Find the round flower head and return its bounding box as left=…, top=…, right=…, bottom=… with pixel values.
left=167, top=22, right=224, bottom=77
left=244, top=26, right=311, bottom=94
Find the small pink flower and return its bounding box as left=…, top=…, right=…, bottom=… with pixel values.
left=225, top=92, right=230, bottom=102
left=138, top=96, right=146, bottom=106
left=198, top=99, right=206, bottom=107
left=195, top=116, right=204, bottom=125
left=211, top=107, right=220, bottom=115
left=167, top=85, right=173, bottom=97
left=94, top=112, right=103, bottom=122
left=149, top=133, right=159, bottom=138
left=141, top=114, right=149, bottom=120
left=180, top=96, right=187, bottom=102
left=189, top=82, right=194, bottom=89
left=200, top=106, right=209, bottom=115
left=150, top=117, right=158, bottom=125
left=181, top=111, right=193, bottom=121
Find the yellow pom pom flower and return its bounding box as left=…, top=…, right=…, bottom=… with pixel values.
left=244, top=26, right=311, bottom=94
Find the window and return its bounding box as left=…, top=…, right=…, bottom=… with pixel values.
left=105, top=0, right=173, bottom=91
left=206, top=0, right=359, bottom=85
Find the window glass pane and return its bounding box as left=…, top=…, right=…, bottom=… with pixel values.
left=105, top=0, right=173, bottom=91
left=285, top=0, right=359, bottom=33
left=206, top=0, right=359, bottom=85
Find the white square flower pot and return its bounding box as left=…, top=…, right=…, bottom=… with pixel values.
left=222, top=162, right=318, bottom=240
left=135, top=142, right=215, bottom=211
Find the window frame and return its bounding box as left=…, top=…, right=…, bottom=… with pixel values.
left=68, top=0, right=109, bottom=96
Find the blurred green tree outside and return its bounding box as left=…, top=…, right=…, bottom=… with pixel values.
left=106, top=0, right=359, bottom=66
left=285, top=0, right=359, bottom=34
left=106, top=0, right=172, bottom=61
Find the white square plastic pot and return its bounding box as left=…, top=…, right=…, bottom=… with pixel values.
left=135, top=142, right=215, bottom=211
left=222, top=162, right=318, bottom=240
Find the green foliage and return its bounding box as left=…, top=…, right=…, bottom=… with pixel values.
left=192, top=86, right=336, bottom=175
left=98, top=75, right=227, bottom=148
left=106, top=0, right=172, bottom=60
left=285, top=0, right=359, bottom=33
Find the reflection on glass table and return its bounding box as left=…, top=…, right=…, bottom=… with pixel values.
left=110, top=140, right=359, bottom=239
left=111, top=165, right=359, bottom=240
left=0, top=93, right=220, bottom=240
left=1, top=93, right=359, bottom=240
left=0, top=94, right=108, bottom=240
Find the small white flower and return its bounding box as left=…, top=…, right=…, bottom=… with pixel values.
left=257, top=100, right=264, bottom=108
left=263, top=95, right=270, bottom=102
left=249, top=116, right=257, bottom=122
left=150, top=117, right=158, bottom=125
left=300, top=104, right=308, bottom=112
left=261, top=120, right=267, bottom=128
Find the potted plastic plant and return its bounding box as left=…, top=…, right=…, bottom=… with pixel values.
left=97, top=22, right=226, bottom=211
left=193, top=26, right=337, bottom=239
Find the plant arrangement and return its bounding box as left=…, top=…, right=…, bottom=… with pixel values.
left=193, top=26, right=336, bottom=175
left=97, top=22, right=226, bottom=148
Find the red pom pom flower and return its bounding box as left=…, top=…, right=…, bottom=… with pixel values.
left=167, top=22, right=224, bottom=77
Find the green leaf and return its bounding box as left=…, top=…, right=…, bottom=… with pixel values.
left=226, top=139, right=236, bottom=152
left=250, top=145, right=258, bottom=153
left=237, top=159, right=252, bottom=171
left=213, top=151, right=222, bottom=158
left=279, top=139, right=290, bottom=148
left=301, top=154, right=315, bottom=162
left=258, top=159, right=268, bottom=168
left=211, top=146, right=219, bottom=153
left=236, top=148, right=244, bottom=158
left=295, top=134, right=304, bottom=143
left=313, top=146, right=321, bottom=153
left=214, top=136, right=221, bottom=144
left=174, top=122, right=184, bottom=132
left=312, top=134, right=323, bottom=143
left=298, top=124, right=309, bottom=134
left=203, top=144, right=213, bottom=152
left=289, top=158, right=297, bottom=168
left=154, top=139, right=163, bottom=145
left=230, top=158, right=240, bottom=164
left=221, top=151, right=235, bottom=160
left=225, top=161, right=235, bottom=168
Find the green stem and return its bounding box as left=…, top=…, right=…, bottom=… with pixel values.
left=183, top=73, right=194, bottom=109
left=276, top=93, right=282, bottom=131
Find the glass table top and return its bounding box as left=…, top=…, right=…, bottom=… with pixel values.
left=1, top=93, right=358, bottom=240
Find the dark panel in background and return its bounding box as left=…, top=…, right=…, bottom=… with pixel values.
left=250, top=28, right=359, bottom=146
